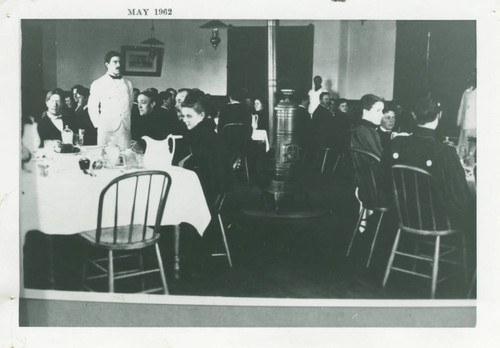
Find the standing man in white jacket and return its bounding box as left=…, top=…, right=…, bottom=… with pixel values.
left=88, top=50, right=133, bottom=149
left=308, top=75, right=327, bottom=116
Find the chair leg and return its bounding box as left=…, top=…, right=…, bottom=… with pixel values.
left=244, top=156, right=250, bottom=184
left=154, top=243, right=169, bottom=294
left=138, top=251, right=145, bottom=292
left=366, top=211, right=384, bottom=268
left=331, top=152, right=342, bottom=175
left=217, top=213, right=233, bottom=267
left=461, top=233, right=468, bottom=284
left=108, top=249, right=114, bottom=293
left=320, top=149, right=329, bottom=173
left=80, top=246, right=88, bottom=291
left=467, top=269, right=476, bottom=299
left=347, top=207, right=365, bottom=257
left=431, top=236, right=441, bottom=299
left=383, top=228, right=401, bottom=287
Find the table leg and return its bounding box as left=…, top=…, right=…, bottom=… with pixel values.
left=46, top=235, right=56, bottom=289
left=174, top=225, right=180, bottom=279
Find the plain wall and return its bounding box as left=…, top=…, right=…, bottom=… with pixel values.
left=52, top=19, right=228, bottom=94
left=39, top=20, right=395, bottom=99
left=339, top=20, right=396, bottom=99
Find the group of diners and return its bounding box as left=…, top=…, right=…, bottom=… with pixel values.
left=27, top=76, right=472, bottom=231
left=351, top=93, right=473, bottom=230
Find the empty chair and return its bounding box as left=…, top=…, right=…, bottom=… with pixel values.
left=79, top=170, right=171, bottom=294
left=383, top=165, right=468, bottom=299
left=316, top=147, right=344, bottom=175
left=346, top=147, right=389, bottom=267
left=221, top=123, right=250, bottom=184
left=212, top=193, right=234, bottom=267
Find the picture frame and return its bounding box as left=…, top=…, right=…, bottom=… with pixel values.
left=121, top=45, right=164, bottom=76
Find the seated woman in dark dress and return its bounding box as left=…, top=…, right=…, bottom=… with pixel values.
left=252, top=97, right=269, bottom=132
left=349, top=94, right=387, bottom=205
left=72, top=86, right=97, bottom=145
left=179, top=89, right=233, bottom=206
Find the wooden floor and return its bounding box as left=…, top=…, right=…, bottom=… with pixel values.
left=23, top=168, right=476, bottom=300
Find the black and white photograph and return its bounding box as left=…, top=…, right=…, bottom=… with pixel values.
left=1, top=0, right=499, bottom=346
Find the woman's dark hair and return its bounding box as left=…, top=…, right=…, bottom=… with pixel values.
left=360, top=94, right=384, bottom=111
left=138, top=90, right=157, bottom=102
left=383, top=101, right=396, bottom=114
left=254, top=97, right=266, bottom=106
left=181, top=89, right=208, bottom=115
left=228, top=88, right=245, bottom=103
left=165, top=88, right=177, bottom=98
left=411, top=97, right=442, bottom=125
left=72, top=85, right=89, bottom=98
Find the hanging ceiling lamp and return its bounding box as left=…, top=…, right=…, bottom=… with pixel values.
left=199, top=20, right=229, bottom=49
left=141, top=20, right=164, bottom=58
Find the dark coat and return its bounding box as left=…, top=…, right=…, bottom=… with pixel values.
left=350, top=119, right=385, bottom=205
left=37, top=111, right=77, bottom=147
left=377, top=127, right=392, bottom=154
left=183, top=118, right=234, bottom=205
left=254, top=109, right=269, bottom=132
left=73, top=106, right=98, bottom=145
left=311, top=104, right=335, bottom=148
left=132, top=108, right=178, bottom=142
left=217, top=102, right=252, bottom=139
left=383, top=126, right=471, bottom=223
left=350, top=119, right=383, bottom=158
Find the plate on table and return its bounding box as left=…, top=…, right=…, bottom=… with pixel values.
left=54, top=143, right=80, bottom=154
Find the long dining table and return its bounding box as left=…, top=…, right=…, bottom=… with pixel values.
left=20, top=146, right=212, bottom=289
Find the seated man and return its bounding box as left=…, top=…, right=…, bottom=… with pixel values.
left=311, top=91, right=335, bottom=149
left=385, top=96, right=471, bottom=223
left=132, top=90, right=176, bottom=142
left=293, top=91, right=312, bottom=151
left=157, top=91, right=179, bottom=133
left=216, top=88, right=252, bottom=139
left=37, top=89, right=77, bottom=146
left=378, top=104, right=396, bottom=153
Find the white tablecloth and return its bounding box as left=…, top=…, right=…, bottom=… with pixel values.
left=20, top=152, right=211, bottom=245
left=252, top=129, right=270, bottom=152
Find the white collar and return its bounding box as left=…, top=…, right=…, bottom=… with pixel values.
left=47, top=111, right=62, bottom=120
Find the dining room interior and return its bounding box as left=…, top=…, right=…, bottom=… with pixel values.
left=19, top=18, right=476, bottom=304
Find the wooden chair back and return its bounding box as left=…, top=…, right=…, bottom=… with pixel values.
left=95, top=170, right=172, bottom=245
left=221, top=123, right=249, bottom=160
left=391, top=164, right=453, bottom=234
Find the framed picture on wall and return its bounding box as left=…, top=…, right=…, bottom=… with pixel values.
left=121, top=45, right=164, bottom=76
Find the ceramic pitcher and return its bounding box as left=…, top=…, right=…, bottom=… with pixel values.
left=142, top=134, right=183, bottom=170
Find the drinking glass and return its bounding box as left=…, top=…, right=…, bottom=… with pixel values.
left=77, top=129, right=85, bottom=147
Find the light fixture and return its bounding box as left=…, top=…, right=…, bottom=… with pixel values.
left=199, top=20, right=229, bottom=49
left=141, top=20, right=164, bottom=58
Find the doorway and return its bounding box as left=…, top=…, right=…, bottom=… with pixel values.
left=227, top=24, right=314, bottom=100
